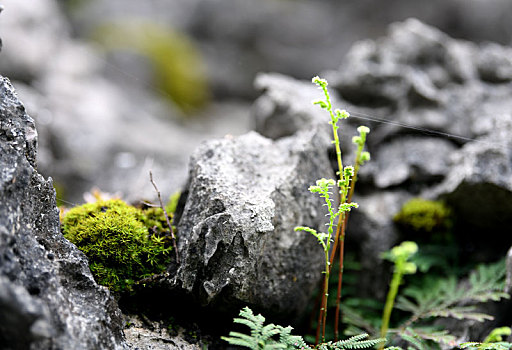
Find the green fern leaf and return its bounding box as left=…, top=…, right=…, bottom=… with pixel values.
left=222, top=331, right=257, bottom=348
left=407, top=327, right=456, bottom=347
left=399, top=334, right=425, bottom=350
left=396, top=259, right=509, bottom=333
left=429, top=306, right=494, bottom=322
left=317, top=333, right=386, bottom=350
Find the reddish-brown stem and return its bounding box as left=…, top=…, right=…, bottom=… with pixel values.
left=315, top=274, right=326, bottom=344
left=329, top=213, right=344, bottom=271
left=333, top=223, right=346, bottom=340
left=333, top=167, right=360, bottom=340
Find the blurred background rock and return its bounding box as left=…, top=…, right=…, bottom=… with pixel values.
left=1, top=0, right=511, bottom=204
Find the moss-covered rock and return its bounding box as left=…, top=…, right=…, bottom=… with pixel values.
left=61, top=199, right=173, bottom=292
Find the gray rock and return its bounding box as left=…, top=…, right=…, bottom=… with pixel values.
left=0, top=76, right=127, bottom=349
left=253, top=73, right=324, bottom=140
left=253, top=72, right=360, bottom=161
left=430, top=116, right=512, bottom=256
left=0, top=0, right=70, bottom=82
left=364, top=136, right=457, bottom=189
left=124, top=315, right=202, bottom=350
left=172, top=128, right=334, bottom=319
left=0, top=276, right=54, bottom=349
left=329, top=18, right=512, bottom=145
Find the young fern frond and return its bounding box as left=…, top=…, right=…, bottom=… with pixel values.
left=460, top=327, right=512, bottom=350
left=223, top=307, right=385, bottom=350
left=222, top=307, right=304, bottom=350
left=459, top=342, right=512, bottom=350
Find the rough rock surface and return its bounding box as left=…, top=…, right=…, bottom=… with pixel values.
left=123, top=315, right=202, bottom=350
left=364, top=137, right=457, bottom=189
left=0, top=76, right=127, bottom=349
left=172, top=128, right=333, bottom=319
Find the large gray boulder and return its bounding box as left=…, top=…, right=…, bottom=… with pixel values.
left=0, top=76, right=127, bottom=349
left=172, top=128, right=334, bottom=319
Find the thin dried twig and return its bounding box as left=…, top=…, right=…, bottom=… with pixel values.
left=149, top=171, right=179, bottom=264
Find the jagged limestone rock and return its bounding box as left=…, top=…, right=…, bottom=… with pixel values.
left=0, top=76, right=127, bottom=349
left=173, top=128, right=333, bottom=319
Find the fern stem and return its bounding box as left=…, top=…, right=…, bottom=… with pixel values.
left=322, top=257, right=330, bottom=342
left=333, top=147, right=364, bottom=340
left=379, top=269, right=401, bottom=349
left=334, top=234, right=345, bottom=341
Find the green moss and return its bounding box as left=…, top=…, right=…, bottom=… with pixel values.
left=61, top=199, right=173, bottom=292
left=394, top=198, right=452, bottom=233
left=165, top=191, right=181, bottom=215
left=92, top=20, right=210, bottom=114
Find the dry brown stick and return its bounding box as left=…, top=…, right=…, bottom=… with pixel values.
left=149, top=171, right=180, bottom=264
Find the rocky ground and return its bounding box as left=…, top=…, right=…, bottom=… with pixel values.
left=2, top=1, right=512, bottom=349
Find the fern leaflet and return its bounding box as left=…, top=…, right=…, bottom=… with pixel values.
left=396, top=260, right=509, bottom=329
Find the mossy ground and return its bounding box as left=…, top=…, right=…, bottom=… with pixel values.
left=61, top=199, right=175, bottom=292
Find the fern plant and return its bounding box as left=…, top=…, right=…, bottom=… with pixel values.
left=222, top=307, right=386, bottom=350
left=295, top=76, right=370, bottom=343
left=221, top=307, right=303, bottom=349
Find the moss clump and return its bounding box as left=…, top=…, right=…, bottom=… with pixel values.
left=61, top=199, right=173, bottom=292
left=394, top=198, right=452, bottom=233
left=93, top=20, right=210, bottom=114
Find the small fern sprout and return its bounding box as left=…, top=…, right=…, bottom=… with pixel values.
left=352, top=126, right=371, bottom=167
left=379, top=241, right=418, bottom=349
left=484, top=327, right=512, bottom=343
left=360, top=151, right=371, bottom=163
left=459, top=326, right=512, bottom=350
left=336, top=109, right=351, bottom=120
